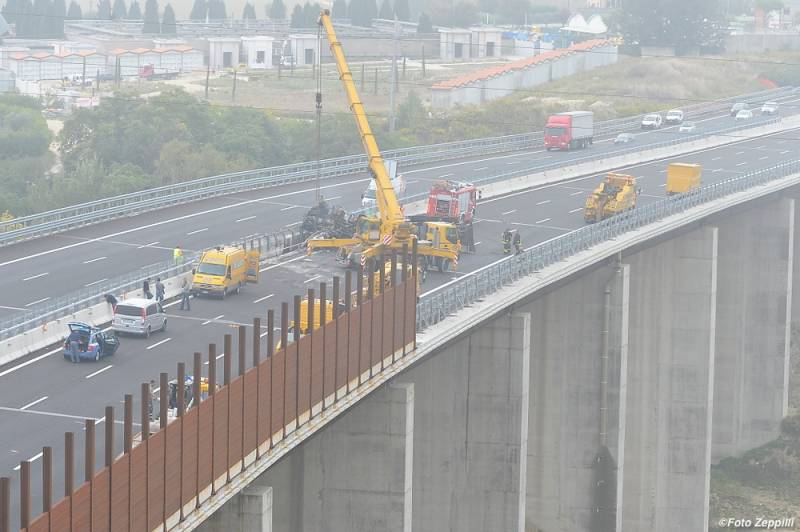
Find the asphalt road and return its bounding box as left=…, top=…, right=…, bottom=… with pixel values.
left=2, top=105, right=800, bottom=524
left=1, top=98, right=796, bottom=319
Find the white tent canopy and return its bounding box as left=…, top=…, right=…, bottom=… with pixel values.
left=562, top=14, right=608, bottom=35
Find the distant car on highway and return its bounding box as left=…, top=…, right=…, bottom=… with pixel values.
left=735, top=109, right=754, bottom=120
left=614, top=133, right=635, bottom=144
left=730, top=102, right=748, bottom=116
left=641, top=113, right=663, bottom=130
left=679, top=121, right=697, bottom=133
left=63, top=322, right=119, bottom=362
left=665, top=109, right=684, bottom=125
left=761, top=101, right=779, bottom=115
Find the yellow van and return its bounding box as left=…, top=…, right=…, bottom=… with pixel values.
left=191, top=246, right=260, bottom=298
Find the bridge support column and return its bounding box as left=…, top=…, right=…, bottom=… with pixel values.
left=196, top=485, right=273, bottom=532
left=253, top=382, right=414, bottom=532
left=622, top=226, right=718, bottom=532
left=398, top=311, right=530, bottom=532
left=524, top=263, right=629, bottom=532
left=712, top=198, right=794, bottom=460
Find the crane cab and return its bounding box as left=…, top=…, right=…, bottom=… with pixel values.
left=355, top=215, right=381, bottom=241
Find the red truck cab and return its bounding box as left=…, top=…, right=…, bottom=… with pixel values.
left=426, top=181, right=476, bottom=223
left=543, top=111, right=594, bottom=151
left=544, top=114, right=572, bottom=150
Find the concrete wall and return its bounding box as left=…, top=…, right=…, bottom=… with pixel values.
left=726, top=33, right=800, bottom=53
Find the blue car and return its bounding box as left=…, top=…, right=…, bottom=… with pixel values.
left=63, top=322, right=120, bottom=363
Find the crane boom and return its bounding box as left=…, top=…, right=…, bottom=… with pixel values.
left=318, top=10, right=405, bottom=234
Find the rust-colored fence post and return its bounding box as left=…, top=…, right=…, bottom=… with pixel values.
left=367, top=262, right=375, bottom=378
left=412, top=240, right=418, bottom=350
left=252, top=317, right=261, bottom=463
left=85, top=419, right=95, bottom=482
left=104, top=407, right=114, bottom=466
left=43, top=446, right=52, bottom=514
left=307, top=288, right=315, bottom=423
left=319, top=282, right=327, bottom=412
left=160, top=373, right=168, bottom=430
left=141, top=383, right=150, bottom=441
left=193, top=353, right=202, bottom=409
left=390, top=252, right=398, bottom=363
left=0, top=477, right=9, bottom=532
left=293, top=295, right=301, bottom=430
left=124, top=395, right=133, bottom=453
left=344, top=272, right=351, bottom=393
left=253, top=318, right=261, bottom=366
left=208, top=344, right=217, bottom=395
left=224, top=333, right=233, bottom=482
left=177, top=363, right=186, bottom=417
left=64, top=432, right=74, bottom=497
left=267, top=309, right=275, bottom=450
left=378, top=260, right=386, bottom=371
left=332, top=277, right=340, bottom=402
left=223, top=334, right=232, bottom=386
left=356, top=265, right=363, bottom=385
left=238, top=325, right=247, bottom=376
left=20, top=461, right=30, bottom=529
left=280, top=302, right=289, bottom=439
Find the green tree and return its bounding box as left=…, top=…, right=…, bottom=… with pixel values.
left=97, top=0, right=111, bottom=18
left=188, top=0, right=205, bottom=18
left=141, top=0, right=159, bottom=32
left=51, top=0, right=66, bottom=36
left=289, top=3, right=301, bottom=26
left=161, top=3, right=175, bottom=32
left=621, top=0, right=726, bottom=48
left=417, top=11, right=432, bottom=32
left=2, top=0, right=17, bottom=23
left=242, top=1, right=255, bottom=18
left=66, top=0, right=81, bottom=18
left=111, top=0, right=125, bottom=18
left=394, top=0, right=408, bottom=20
left=267, top=0, right=284, bottom=18
left=378, top=0, right=391, bottom=19
left=207, top=0, right=225, bottom=19
left=396, top=91, right=426, bottom=130
left=331, top=0, right=345, bottom=18
left=126, top=0, right=140, bottom=17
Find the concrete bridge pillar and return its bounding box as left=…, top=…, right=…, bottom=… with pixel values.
left=622, top=226, right=718, bottom=532
left=712, top=198, right=794, bottom=460
left=398, top=311, right=531, bottom=532
left=524, top=262, right=630, bottom=532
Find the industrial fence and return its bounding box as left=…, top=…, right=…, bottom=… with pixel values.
left=0, top=249, right=418, bottom=532
left=416, top=158, right=800, bottom=329
left=0, top=86, right=790, bottom=247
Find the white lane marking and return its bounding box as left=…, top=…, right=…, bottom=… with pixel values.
left=22, top=272, right=48, bottom=281
left=203, top=352, right=226, bottom=365
left=0, top=406, right=131, bottom=425
left=569, top=208, right=582, bottom=213
left=759, top=156, right=769, bottom=160
left=659, top=170, right=666, bottom=174
left=0, top=346, right=61, bottom=378
left=501, top=209, right=517, bottom=215
left=85, top=278, right=108, bottom=287
left=711, top=157, right=722, bottom=161
left=20, top=396, right=48, bottom=410
left=474, top=241, right=481, bottom=246
left=326, top=196, right=341, bottom=201
left=756, top=145, right=767, bottom=149
left=146, top=337, right=172, bottom=350
left=186, top=228, right=208, bottom=235
left=659, top=183, right=666, bottom=187
left=13, top=451, right=44, bottom=470
left=0, top=304, right=25, bottom=310
left=83, top=256, right=106, bottom=264
left=259, top=254, right=305, bottom=272
left=438, top=173, right=453, bottom=178
left=536, top=200, right=551, bottom=205
left=235, top=216, right=256, bottom=223
left=781, top=150, right=790, bottom=154
left=735, top=151, right=745, bottom=155
left=286, top=221, right=302, bottom=227
left=736, top=162, right=747, bottom=166
left=85, top=365, right=113, bottom=379
left=570, top=191, right=583, bottom=196
left=305, top=275, right=322, bottom=283
left=506, top=161, right=519, bottom=165
left=0, top=178, right=372, bottom=270
left=712, top=168, right=723, bottom=173
left=280, top=205, right=300, bottom=211
left=202, top=314, right=225, bottom=325
left=137, top=241, right=160, bottom=249
left=253, top=294, right=274, bottom=303
left=474, top=167, right=489, bottom=171
left=25, top=297, right=50, bottom=307
left=536, top=218, right=551, bottom=224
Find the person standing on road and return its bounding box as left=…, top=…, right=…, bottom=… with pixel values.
left=513, top=232, right=522, bottom=255
left=143, top=278, right=153, bottom=299
left=155, top=278, right=165, bottom=303
left=173, top=246, right=183, bottom=266
left=179, top=278, right=191, bottom=311
left=104, top=293, right=118, bottom=313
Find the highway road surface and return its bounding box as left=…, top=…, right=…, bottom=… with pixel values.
left=1, top=108, right=800, bottom=524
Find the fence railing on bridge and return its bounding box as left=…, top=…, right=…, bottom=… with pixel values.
left=0, top=247, right=418, bottom=532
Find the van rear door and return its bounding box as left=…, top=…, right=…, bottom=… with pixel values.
left=246, top=250, right=260, bottom=283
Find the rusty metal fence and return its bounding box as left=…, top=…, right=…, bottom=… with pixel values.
left=0, top=248, right=418, bottom=532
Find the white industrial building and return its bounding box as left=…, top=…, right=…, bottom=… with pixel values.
left=289, top=34, right=318, bottom=66
left=8, top=51, right=107, bottom=81
left=469, top=27, right=503, bottom=58
left=241, top=35, right=275, bottom=69
left=439, top=28, right=471, bottom=60
left=207, top=37, right=241, bottom=70
left=109, top=46, right=203, bottom=76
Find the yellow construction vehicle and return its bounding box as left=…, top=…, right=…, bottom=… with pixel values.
left=584, top=172, right=638, bottom=223
left=306, top=10, right=460, bottom=272
left=666, top=163, right=701, bottom=195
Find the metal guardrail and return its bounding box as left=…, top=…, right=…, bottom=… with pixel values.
left=416, top=158, right=800, bottom=330
left=0, top=114, right=784, bottom=341
left=0, top=228, right=303, bottom=341
left=0, top=87, right=791, bottom=247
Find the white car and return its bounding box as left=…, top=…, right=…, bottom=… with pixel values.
left=678, top=121, right=697, bottom=133
left=761, top=102, right=779, bottom=115
left=735, top=109, right=754, bottom=120
left=641, top=114, right=663, bottom=130
left=614, top=133, right=635, bottom=144
left=665, top=109, right=684, bottom=124
left=730, top=102, right=748, bottom=116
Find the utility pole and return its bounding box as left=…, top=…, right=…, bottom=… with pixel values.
left=232, top=68, right=237, bottom=101
left=315, top=26, right=323, bottom=203
left=422, top=45, right=426, bottom=78
left=360, top=63, right=365, bottom=91
left=205, top=63, right=210, bottom=99
left=389, top=16, right=399, bottom=132
left=374, top=67, right=378, bottom=95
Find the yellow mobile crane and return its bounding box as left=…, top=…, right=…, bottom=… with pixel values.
left=306, top=10, right=460, bottom=272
